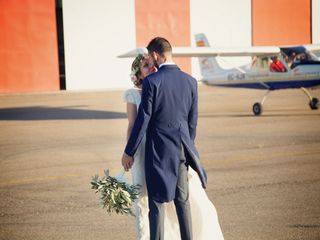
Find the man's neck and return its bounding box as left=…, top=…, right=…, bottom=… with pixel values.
left=158, top=55, right=174, bottom=68
left=157, top=53, right=173, bottom=64
left=159, top=62, right=175, bottom=68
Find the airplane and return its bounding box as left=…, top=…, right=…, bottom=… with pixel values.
left=118, top=34, right=320, bottom=115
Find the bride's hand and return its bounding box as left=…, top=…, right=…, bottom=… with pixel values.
left=121, top=152, right=134, bottom=171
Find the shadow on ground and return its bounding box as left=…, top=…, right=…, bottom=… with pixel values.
left=0, top=106, right=127, bottom=120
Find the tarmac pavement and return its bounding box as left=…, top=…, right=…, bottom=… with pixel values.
left=0, top=85, right=319, bottom=240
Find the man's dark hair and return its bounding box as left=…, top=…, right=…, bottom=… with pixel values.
left=147, top=37, right=172, bottom=56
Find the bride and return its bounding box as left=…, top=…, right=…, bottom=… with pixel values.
left=123, top=54, right=224, bottom=240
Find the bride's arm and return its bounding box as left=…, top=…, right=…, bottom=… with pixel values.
left=126, top=103, right=138, bottom=141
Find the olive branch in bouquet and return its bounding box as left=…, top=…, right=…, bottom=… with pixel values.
left=91, top=169, right=140, bottom=216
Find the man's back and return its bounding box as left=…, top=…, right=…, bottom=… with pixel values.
left=146, top=65, right=197, bottom=128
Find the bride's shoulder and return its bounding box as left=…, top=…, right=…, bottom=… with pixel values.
left=123, top=88, right=139, bottom=97
left=123, top=88, right=138, bottom=104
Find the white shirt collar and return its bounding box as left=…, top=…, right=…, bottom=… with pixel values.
left=159, top=62, right=175, bottom=69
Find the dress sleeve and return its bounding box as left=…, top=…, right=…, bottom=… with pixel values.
left=123, top=89, right=136, bottom=104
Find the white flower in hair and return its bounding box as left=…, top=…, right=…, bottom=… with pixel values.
left=130, top=54, right=146, bottom=85
left=130, top=73, right=138, bottom=83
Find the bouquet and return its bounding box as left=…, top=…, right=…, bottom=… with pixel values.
left=91, top=169, right=140, bottom=216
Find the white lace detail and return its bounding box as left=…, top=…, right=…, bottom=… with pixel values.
left=123, top=88, right=140, bottom=105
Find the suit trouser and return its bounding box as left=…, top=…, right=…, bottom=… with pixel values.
left=148, top=147, right=192, bottom=240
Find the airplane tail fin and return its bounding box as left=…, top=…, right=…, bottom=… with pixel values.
left=195, top=33, right=224, bottom=78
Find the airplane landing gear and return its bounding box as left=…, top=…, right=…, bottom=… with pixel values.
left=252, top=90, right=271, bottom=116
left=301, top=88, right=319, bottom=110
left=251, top=88, right=319, bottom=115
left=309, top=97, right=319, bottom=110
left=253, top=102, right=262, bottom=115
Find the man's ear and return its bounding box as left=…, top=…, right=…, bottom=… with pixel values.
left=152, top=52, right=158, bottom=61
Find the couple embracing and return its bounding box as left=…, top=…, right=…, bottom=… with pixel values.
left=121, top=37, right=224, bottom=240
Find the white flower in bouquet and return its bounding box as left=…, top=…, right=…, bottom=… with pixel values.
left=91, top=169, right=140, bottom=216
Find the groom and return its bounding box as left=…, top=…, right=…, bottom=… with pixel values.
left=121, top=37, right=207, bottom=240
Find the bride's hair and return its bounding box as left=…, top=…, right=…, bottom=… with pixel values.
left=130, top=54, right=144, bottom=87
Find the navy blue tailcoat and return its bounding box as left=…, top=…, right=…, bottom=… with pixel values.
left=125, top=64, right=207, bottom=203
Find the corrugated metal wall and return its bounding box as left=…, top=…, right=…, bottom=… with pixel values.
left=190, top=0, right=252, bottom=79
left=0, top=0, right=59, bottom=93
left=0, top=0, right=318, bottom=93
left=252, top=0, right=311, bottom=45
left=312, top=0, right=320, bottom=44
left=135, top=0, right=191, bottom=74
left=62, top=0, right=136, bottom=90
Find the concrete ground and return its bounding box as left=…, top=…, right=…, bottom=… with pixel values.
left=0, top=85, right=319, bottom=240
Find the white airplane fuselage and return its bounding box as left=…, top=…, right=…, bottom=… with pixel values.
left=202, top=63, right=320, bottom=90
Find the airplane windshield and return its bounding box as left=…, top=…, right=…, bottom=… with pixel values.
left=280, top=46, right=320, bottom=69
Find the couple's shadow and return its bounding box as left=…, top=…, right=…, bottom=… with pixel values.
left=0, top=106, right=127, bottom=121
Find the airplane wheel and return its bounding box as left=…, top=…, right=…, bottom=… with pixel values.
left=253, top=102, right=262, bottom=116
left=309, top=97, right=319, bottom=110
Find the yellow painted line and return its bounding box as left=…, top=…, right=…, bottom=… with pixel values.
left=203, top=149, right=320, bottom=165
left=0, top=168, right=121, bottom=188
left=0, top=173, right=88, bottom=187
left=0, top=150, right=319, bottom=187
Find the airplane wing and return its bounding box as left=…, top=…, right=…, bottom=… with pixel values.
left=172, top=46, right=280, bottom=57
left=117, top=48, right=148, bottom=58
left=303, top=44, right=320, bottom=52
left=304, top=44, right=320, bottom=54
left=118, top=46, right=280, bottom=58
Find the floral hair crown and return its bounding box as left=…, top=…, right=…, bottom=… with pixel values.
left=130, top=54, right=144, bottom=84
left=131, top=54, right=144, bottom=76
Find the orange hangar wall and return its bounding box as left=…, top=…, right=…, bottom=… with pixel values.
left=135, top=0, right=191, bottom=74
left=252, top=0, right=311, bottom=46
left=0, top=0, right=59, bottom=93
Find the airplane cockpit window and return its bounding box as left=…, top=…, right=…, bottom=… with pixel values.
left=250, top=56, right=269, bottom=72
left=269, top=56, right=287, bottom=72
left=280, top=46, right=320, bottom=69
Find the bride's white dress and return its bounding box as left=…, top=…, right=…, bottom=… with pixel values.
left=124, top=88, right=224, bottom=240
